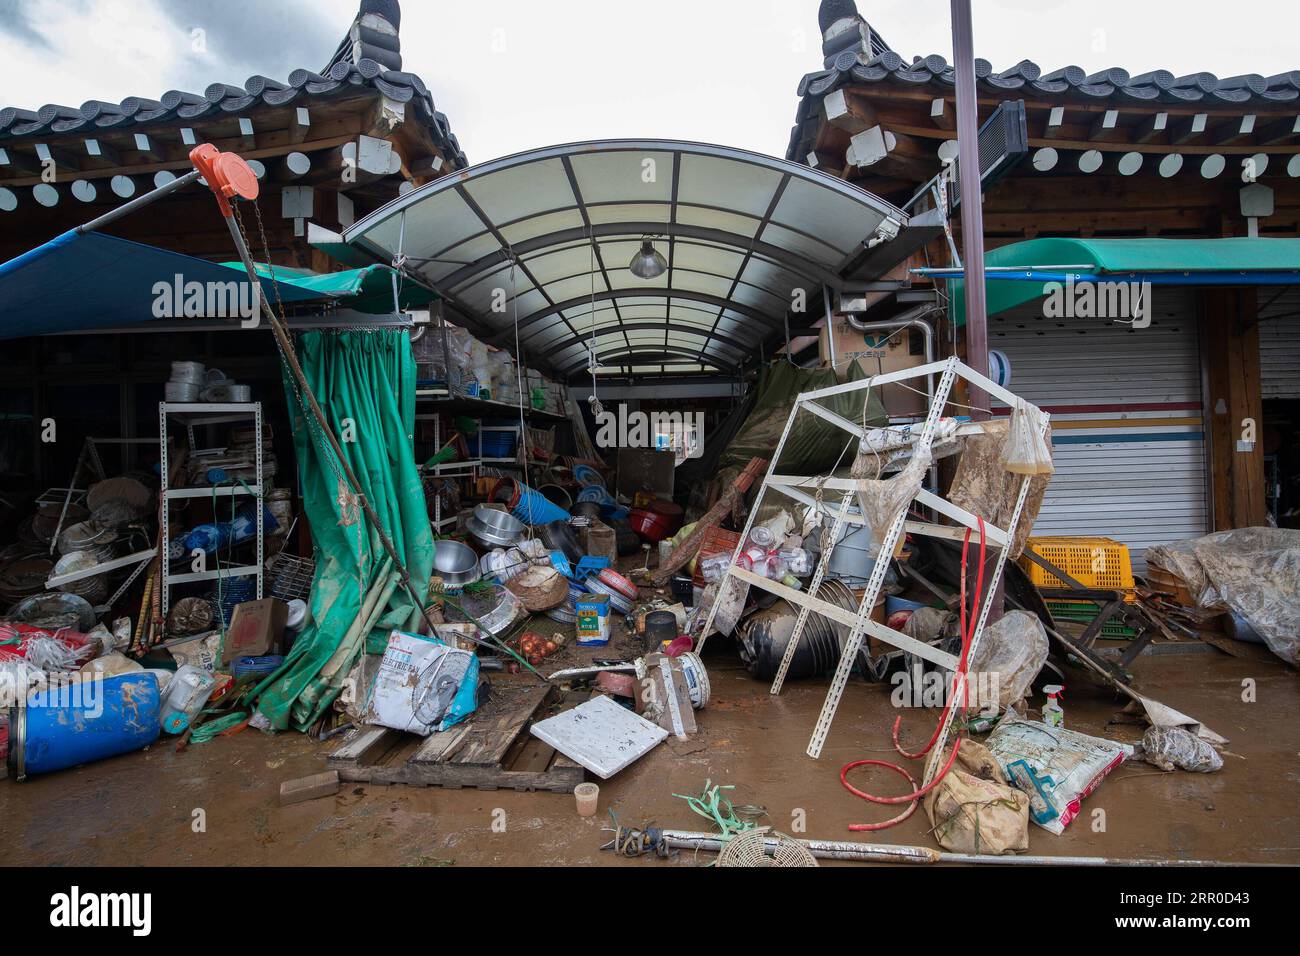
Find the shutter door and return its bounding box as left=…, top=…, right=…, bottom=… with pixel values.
left=988, top=287, right=1208, bottom=570
left=1259, top=287, right=1300, bottom=400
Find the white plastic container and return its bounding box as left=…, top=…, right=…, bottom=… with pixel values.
left=160, top=665, right=217, bottom=734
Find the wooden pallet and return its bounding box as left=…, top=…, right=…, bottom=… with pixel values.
left=327, top=684, right=584, bottom=793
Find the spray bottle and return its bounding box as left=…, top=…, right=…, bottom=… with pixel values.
left=1043, top=684, right=1065, bottom=728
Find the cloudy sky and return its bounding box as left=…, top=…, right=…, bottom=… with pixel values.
left=1, top=0, right=1296, bottom=163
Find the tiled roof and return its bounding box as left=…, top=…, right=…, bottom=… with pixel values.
left=788, top=0, right=1300, bottom=162
left=0, top=0, right=467, bottom=168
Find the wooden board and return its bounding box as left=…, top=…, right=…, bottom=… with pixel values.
left=326, top=684, right=584, bottom=793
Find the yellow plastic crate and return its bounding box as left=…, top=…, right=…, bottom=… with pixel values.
left=1021, top=536, right=1136, bottom=601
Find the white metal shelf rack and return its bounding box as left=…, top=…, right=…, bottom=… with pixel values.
left=158, top=402, right=264, bottom=618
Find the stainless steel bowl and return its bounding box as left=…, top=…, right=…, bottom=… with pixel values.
left=433, top=539, right=482, bottom=588
left=468, top=505, right=525, bottom=547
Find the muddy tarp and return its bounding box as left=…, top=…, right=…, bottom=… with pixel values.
left=1146, top=528, right=1300, bottom=666
left=716, top=360, right=887, bottom=488
left=255, top=330, right=433, bottom=731
left=949, top=419, right=1052, bottom=559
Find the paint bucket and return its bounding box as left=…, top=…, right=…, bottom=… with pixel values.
left=677, top=652, right=711, bottom=708
left=574, top=782, right=600, bottom=817
left=8, top=672, right=162, bottom=780
left=807, top=517, right=877, bottom=588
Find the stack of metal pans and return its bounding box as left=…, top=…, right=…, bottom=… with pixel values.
left=584, top=574, right=635, bottom=615
left=0, top=556, right=55, bottom=606
left=466, top=505, right=525, bottom=550
left=51, top=551, right=109, bottom=605
left=8, top=591, right=96, bottom=631
left=56, top=520, right=118, bottom=560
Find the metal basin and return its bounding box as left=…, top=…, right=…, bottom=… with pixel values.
left=467, top=505, right=525, bottom=547
left=433, top=540, right=482, bottom=588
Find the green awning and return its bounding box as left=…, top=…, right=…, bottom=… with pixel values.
left=221, top=262, right=437, bottom=315
left=947, top=237, right=1300, bottom=325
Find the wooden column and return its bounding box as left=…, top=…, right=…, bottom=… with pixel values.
left=1204, top=287, right=1266, bottom=530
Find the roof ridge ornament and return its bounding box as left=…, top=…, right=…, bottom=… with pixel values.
left=819, top=0, right=889, bottom=68
left=326, top=0, right=403, bottom=73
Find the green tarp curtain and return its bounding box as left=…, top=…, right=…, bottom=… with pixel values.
left=255, top=329, right=433, bottom=732
left=717, top=359, right=887, bottom=483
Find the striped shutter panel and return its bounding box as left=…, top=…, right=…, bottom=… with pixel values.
left=1259, top=288, right=1300, bottom=400
left=988, top=287, right=1207, bottom=570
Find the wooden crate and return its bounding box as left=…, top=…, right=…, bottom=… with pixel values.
left=327, top=684, right=584, bottom=793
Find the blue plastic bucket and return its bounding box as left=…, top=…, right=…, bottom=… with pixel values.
left=512, top=483, right=571, bottom=526
left=8, top=672, right=162, bottom=779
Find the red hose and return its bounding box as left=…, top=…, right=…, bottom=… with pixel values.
left=841, top=517, right=986, bottom=831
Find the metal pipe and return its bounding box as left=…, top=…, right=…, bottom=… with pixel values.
left=822, top=284, right=837, bottom=369
left=660, top=831, right=1271, bottom=867
left=845, top=305, right=938, bottom=405
left=76, top=169, right=203, bottom=234
left=949, top=0, right=990, bottom=421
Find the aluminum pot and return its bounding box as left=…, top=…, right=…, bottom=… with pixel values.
left=433, top=539, right=481, bottom=589
left=468, top=505, right=525, bottom=548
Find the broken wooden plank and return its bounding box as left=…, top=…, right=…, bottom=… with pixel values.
left=280, top=770, right=340, bottom=806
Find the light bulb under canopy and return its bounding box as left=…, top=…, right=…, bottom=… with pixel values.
left=629, top=238, right=667, bottom=280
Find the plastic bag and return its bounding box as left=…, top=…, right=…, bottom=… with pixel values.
left=967, top=610, right=1049, bottom=715
left=1002, top=399, right=1054, bottom=476
left=1140, top=726, right=1223, bottom=773
left=985, top=712, right=1132, bottom=834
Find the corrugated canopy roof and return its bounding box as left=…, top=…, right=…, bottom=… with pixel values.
left=341, top=140, right=922, bottom=379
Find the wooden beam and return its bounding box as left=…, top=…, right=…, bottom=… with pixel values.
left=1089, top=108, right=1122, bottom=142
left=131, top=132, right=163, bottom=161
left=274, top=150, right=313, bottom=181
left=1131, top=111, right=1169, bottom=144
left=33, top=142, right=79, bottom=173
left=1204, top=287, right=1265, bottom=531
left=291, top=107, right=311, bottom=144
left=823, top=88, right=877, bottom=135
left=1043, top=106, right=1067, bottom=139
left=1170, top=112, right=1208, bottom=145
left=82, top=138, right=120, bottom=167
left=0, top=146, right=39, bottom=176
left=1213, top=113, right=1257, bottom=146
left=1255, top=114, right=1300, bottom=145
left=928, top=96, right=955, bottom=130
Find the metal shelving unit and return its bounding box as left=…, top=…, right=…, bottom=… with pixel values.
left=158, top=402, right=264, bottom=617
left=417, top=414, right=481, bottom=532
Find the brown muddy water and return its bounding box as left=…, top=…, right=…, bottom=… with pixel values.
left=1, top=643, right=1296, bottom=867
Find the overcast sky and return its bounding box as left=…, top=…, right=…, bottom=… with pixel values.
left=1, top=0, right=1296, bottom=164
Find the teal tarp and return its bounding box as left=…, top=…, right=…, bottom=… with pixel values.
left=255, top=329, right=433, bottom=732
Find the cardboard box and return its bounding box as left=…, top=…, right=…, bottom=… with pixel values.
left=820, top=314, right=929, bottom=416
left=222, top=598, right=288, bottom=664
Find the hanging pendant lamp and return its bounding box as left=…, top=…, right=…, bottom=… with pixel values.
left=629, top=237, right=667, bottom=280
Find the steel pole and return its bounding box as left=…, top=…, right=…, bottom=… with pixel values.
left=75, top=169, right=204, bottom=234
left=950, top=0, right=990, bottom=421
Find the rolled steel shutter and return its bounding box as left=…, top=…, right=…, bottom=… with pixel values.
left=1259, top=287, right=1300, bottom=400
left=988, top=287, right=1207, bottom=570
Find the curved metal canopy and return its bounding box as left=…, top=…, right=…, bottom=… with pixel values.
left=343, top=139, right=912, bottom=379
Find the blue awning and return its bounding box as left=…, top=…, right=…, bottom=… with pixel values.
left=0, top=229, right=330, bottom=340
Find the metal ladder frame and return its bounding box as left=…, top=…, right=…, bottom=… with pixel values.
left=697, top=357, right=1047, bottom=769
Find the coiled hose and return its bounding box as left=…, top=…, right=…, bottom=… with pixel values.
left=839, top=518, right=986, bottom=830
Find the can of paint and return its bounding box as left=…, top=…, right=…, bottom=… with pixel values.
left=7, top=672, right=162, bottom=780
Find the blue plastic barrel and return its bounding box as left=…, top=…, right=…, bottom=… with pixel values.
left=9, top=672, right=162, bottom=779
left=512, top=483, right=571, bottom=526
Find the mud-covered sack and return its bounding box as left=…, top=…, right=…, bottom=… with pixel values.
left=1140, top=726, right=1223, bottom=773
left=986, top=713, right=1132, bottom=835
left=923, top=740, right=1029, bottom=855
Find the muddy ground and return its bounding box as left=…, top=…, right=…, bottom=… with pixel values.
left=1, top=635, right=1296, bottom=867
